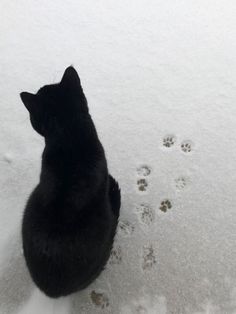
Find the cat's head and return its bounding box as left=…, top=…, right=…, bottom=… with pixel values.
left=20, top=66, right=88, bottom=137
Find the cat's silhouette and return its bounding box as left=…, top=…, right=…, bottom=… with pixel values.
left=20, top=66, right=121, bottom=298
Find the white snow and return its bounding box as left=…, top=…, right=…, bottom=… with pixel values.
left=0, top=0, right=236, bottom=313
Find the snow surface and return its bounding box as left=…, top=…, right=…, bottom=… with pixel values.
left=1, top=0, right=236, bottom=313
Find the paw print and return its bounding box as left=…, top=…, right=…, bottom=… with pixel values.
left=175, top=177, right=187, bottom=190
left=181, top=140, right=193, bottom=153
left=109, top=245, right=122, bottom=265
left=118, top=220, right=134, bottom=236
left=142, top=245, right=156, bottom=271
left=136, top=305, right=148, bottom=314
left=3, top=153, right=13, bottom=164
left=136, top=203, right=154, bottom=227
left=90, top=291, right=109, bottom=309
left=163, top=135, right=176, bottom=148
left=137, top=178, right=148, bottom=192
left=136, top=165, right=151, bottom=177
left=159, top=199, right=172, bottom=213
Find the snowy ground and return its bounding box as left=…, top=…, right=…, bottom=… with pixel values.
left=1, top=1, right=236, bottom=313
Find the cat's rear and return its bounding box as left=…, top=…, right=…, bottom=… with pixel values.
left=20, top=67, right=121, bottom=297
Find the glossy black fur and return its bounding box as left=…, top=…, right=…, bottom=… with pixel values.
left=20, top=67, right=121, bottom=298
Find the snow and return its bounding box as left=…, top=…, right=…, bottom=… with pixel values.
left=0, top=0, right=236, bottom=313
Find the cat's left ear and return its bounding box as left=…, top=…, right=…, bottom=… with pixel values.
left=20, top=92, right=37, bottom=113
left=60, top=66, right=82, bottom=90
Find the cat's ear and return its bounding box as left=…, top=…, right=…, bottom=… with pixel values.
left=60, top=66, right=81, bottom=90
left=20, top=92, right=37, bottom=113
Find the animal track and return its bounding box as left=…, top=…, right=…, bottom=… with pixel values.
left=163, top=135, right=176, bottom=148
left=136, top=165, right=151, bottom=177
left=109, top=245, right=122, bottom=265
left=181, top=140, right=193, bottom=153
left=137, top=178, right=148, bottom=192
left=90, top=291, right=110, bottom=309
left=136, top=204, right=154, bottom=226
left=3, top=153, right=13, bottom=164
left=118, top=220, right=134, bottom=236
left=135, top=305, right=148, bottom=314
left=142, top=245, right=156, bottom=270
left=159, top=199, right=172, bottom=213
left=175, top=177, right=187, bottom=190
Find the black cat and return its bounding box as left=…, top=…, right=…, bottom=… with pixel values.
left=20, top=66, right=121, bottom=298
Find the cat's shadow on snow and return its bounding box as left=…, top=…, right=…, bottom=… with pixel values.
left=0, top=227, right=34, bottom=314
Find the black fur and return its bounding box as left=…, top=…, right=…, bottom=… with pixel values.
left=20, top=66, right=121, bottom=298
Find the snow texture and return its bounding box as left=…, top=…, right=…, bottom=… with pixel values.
left=0, top=0, right=236, bottom=313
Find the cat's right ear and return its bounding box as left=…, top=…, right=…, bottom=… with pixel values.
left=20, top=92, right=37, bottom=113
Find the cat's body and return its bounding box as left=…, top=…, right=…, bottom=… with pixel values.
left=20, top=67, right=121, bottom=298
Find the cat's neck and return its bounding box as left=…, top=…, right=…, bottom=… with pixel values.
left=43, top=134, right=94, bottom=160
left=42, top=129, right=100, bottom=171
left=45, top=115, right=96, bottom=154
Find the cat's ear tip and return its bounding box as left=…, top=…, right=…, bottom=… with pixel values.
left=64, top=65, right=78, bottom=76
left=20, top=91, right=29, bottom=100
left=20, top=91, right=28, bottom=100
left=61, top=65, right=80, bottom=86
left=20, top=91, right=29, bottom=102
left=66, top=65, right=75, bottom=70
left=20, top=92, right=36, bottom=109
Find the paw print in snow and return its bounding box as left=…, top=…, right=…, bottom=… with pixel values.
left=136, top=203, right=154, bottom=227
left=175, top=177, right=187, bottom=190
left=3, top=153, right=13, bottom=164
left=109, top=245, right=122, bottom=265
left=136, top=165, right=151, bottom=177
left=159, top=199, right=172, bottom=213
left=137, top=178, right=148, bottom=192
left=181, top=140, right=193, bottom=153
left=136, top=305, right=148, bottom=314
left=142, top=245, right=156, bottom=271
left=163, top=135, right=176, bottom=148
left=118, top=220, right=134, bottom=236
left=90, top=290, right=109, bottom=309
